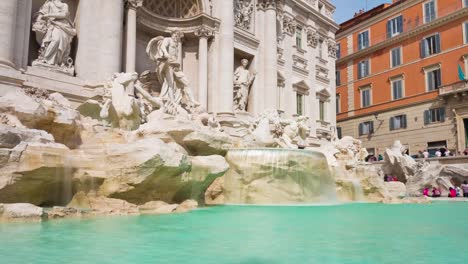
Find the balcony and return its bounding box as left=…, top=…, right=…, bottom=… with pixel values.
left=338, top=2, right=467, bottom=61
left=438, top=80, right=468, bottom=97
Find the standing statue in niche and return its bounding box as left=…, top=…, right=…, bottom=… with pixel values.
left=146, top=32, right=200, bottom=115
left=32, top=0, right=76, bottom=75
left=233, top=59, right=256, bottom=112
left=235, top=0, right=254, bottom=30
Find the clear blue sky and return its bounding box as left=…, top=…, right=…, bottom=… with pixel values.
left=332, top=0, right=391, bottom=24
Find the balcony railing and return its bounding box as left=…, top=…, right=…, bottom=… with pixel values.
left=438, top=80, right=468, bottom=96
left=345, top=2, right=466, bottom=56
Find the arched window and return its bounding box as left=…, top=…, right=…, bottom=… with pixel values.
left=144, top=0, right=202, bottom=18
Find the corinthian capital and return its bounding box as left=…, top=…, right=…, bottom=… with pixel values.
left=126, top=0, right=143, bottom=10
left=195, top=25, right=215, bottom=38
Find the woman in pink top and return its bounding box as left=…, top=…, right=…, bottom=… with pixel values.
left=423, top=188, right=429, bottom=197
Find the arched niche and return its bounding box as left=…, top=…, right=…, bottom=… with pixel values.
left=143, top=0, right=204, bottom=19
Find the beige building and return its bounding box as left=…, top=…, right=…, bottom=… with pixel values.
left=0, top=0, right=338, bottom=140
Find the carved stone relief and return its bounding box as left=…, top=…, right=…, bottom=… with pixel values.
left=307, top=29, right=319, bottom=48
left=282, top=17, right=296, bottom=35
left=327, top=39, right=337, bottom=58
left=235, top=0, right=254, bottom=31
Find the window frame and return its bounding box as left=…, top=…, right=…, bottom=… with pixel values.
left=423, top=0, right=437, bottom=24
left=336, top=94, right=341, bottom=114
left=296, top=93, right=305, bottom=115
left=424, top=107, right=446, bottom=125
left=464, top=0, right=468, bottom=8
left=391, top=77, right=405, bottom=100
left=336, top=43, right=341, bottom=59
left=358, top=59, right=370, bottom=79
left=358, top=121, right=374, bottom=136
left=424, top=65, right=442, bottom=92
left=295, top=26, right=303, bottom=50
left=319, top=100, right=326, bottom=121
left=358, top=29, right=370, bottom=50
left=420, top=33, right=441, bottom=58
left=387, top=15, right=404, bottom=38
left=360, top=86, right=372, bottom=108
left=390, top=46, right=403, bottom=68
left=336, top=70, right=341, bottom=86
left=463, top=21, right=468, bottom=45
left=390, top=114, right=407, bottom=131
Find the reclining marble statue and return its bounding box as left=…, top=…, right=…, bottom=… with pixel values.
left=233, top=59, right=256, bottom=112
left=146, top=32, right=200, bottom=115
left=32, top=0, right=76, bottom=75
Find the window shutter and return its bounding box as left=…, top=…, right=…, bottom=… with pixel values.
left=358, top=34, right=362, bottom=50
left=402, top=115, right=407, bottom=128
left=465, top=23, right=468, bottom=44
left=396, top=48, right=401, bottom=65
left=424, top=3, right=429, bottom=22
left=420, top=40, right=426, bottom=58
left=365, top=60, right=369, bottom=76
left=390, top=117, right=395, bottom=131
left=427, top=71, right=434, bottom=91
left=398, top=16, right=403, bottom=33
left=358, top=123, right=363, bottom=136
left=387, top=20, right=391, bottom=39
left=369, top=121, right=374, bottom=134
left=435, top=33, right=441, bottom=53
left=440, top=107, right=446, bottom=122
left=358, top=63, right=362, bottom=79
left=424, top=110, right=430, bottom=125
left=436, top=69, right=441, bottom=88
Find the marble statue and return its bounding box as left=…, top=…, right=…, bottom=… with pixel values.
left=146, top=32, right=200, bottom=115
left=32, top=0, right=76, bottom=75
left=100, top=72, right=142, bottom=130
left=276, top=116, right=310, bottom=149
left=208, top=112, right=222, bottom=132
left=235, top=0, right=254, bottom=30
left=233, top=59, right=256, bottom=112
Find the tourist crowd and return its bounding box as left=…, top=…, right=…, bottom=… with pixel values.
left=422, top=181, right=468, bottom=198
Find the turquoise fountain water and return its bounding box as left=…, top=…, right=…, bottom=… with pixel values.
left=1, top=203, right=467, bottom=264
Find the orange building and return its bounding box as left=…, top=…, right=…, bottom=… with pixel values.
left=335, top=0, right=468, bottom=156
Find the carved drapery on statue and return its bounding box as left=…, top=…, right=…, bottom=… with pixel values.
left=32, top=0, right=76, bottom=75
left=146, top=33, right=200, bottom=115
left=233, top=59, right=256, bottom=112
left=235, top=0, right=254, bottom=31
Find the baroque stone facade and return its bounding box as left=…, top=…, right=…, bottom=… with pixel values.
left=0, top=0, right=338, bottom=139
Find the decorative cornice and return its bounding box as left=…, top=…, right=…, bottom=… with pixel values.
left=337, top=8, right=468, bottom=65
left=125, top=0, right=143, bottom=10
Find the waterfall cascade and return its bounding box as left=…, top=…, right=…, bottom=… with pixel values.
left=224, top=148, right=336, bottom=205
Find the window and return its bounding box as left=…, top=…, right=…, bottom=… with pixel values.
left=465, top=0, right=468, bottom=7
left=387, top=15, right=403, bottom=38
left=390, top=115, right=407, bottom=131
left=358, top=59, right=370, bottom=79
left=391, top=79, right=404, bottom=100
left=336, top=127, right=342, bottom=139
left=424, top=107, right=445, bottom=124
left=464, top=22, right=468, bottom=44
left=358, top=121, right=374, bottom=136
left=391, top=47, right=402, bottom=67
left=296, top=93, right=304, bottom=115
left=358, top=30, right=370, bottom=50
left=420, top=34, right=441, bottom=58
left=360, top=87, right=372, bottom=107
left=336, top=94, right=341, bottom=113
left=319, top=100, right=326, bottom=121
left=424, top=0, right=436, bottom=23
left=319, top=39, right=324, bottom=58
left=336, top=43, right=341, bottom=59
left=296, top=26, right=303, bottom=49
left=426, top=68, right=441, bottom=91
left=336, top=70, right=341, bottom=86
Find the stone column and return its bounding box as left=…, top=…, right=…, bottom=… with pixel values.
left=195, top=26, right=214, bottom=109
left=249, top=3, right=265, bottom=114
left=263, top=0, right=278, bottom=110
left=216, top=0, right=234, bottom=112
left=75, top=0, right=124, bottom=82
left=124, top=0, right=143, bottom=73
left=0, top=0, right=18, bottom=68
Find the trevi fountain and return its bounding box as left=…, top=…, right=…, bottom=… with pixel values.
left=0, top=0, right=467, bottom=263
